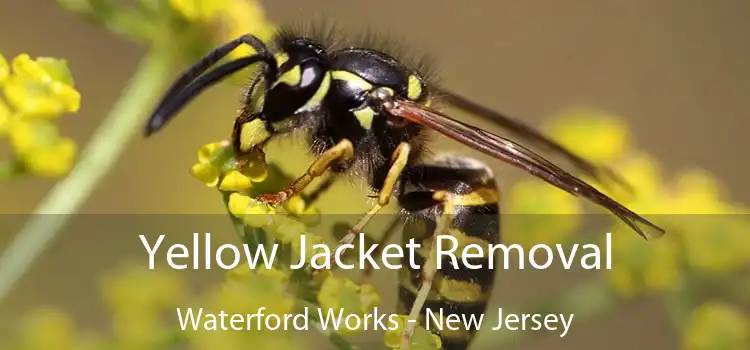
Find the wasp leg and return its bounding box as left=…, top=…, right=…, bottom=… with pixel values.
left=400, top=192, right=454, bottom=350
left=303, top=173, right=339, bottom=208
left=336, top=142, right=412, bottom=247
left=398, top=156, right=500, bottom=350
left=259, top=139, right=354, bottom=205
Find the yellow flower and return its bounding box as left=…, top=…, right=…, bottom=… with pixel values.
left=0, top=53, right=80, bottom=180
left=284, top=196, right=307, bottom=215
left=7, top=118, right=78, bottom=178
left=0, top=54, right=8, bottom=84
left=169, top=0, right=228, bottom=22
left=544, top=107, right=630, bottom=164
left=111, top=309, right=165, bottom=349
left=190, top=162, right=220, bottom=186
left=100, top=264, right=185, bottom=314
left=189, top=266, right=298, bottom=349
left=680, top=214, right=749, bottom=273
left=227, top=192, right=276, bottom=227
left=661, top=170, right=748, bottom=273
left=384, top=315, right=442, bottom=350
left=215, top=0, right=277, bottom=60
left=683, top=301, right=749, bottom=350
left=23, top=136, right=77, bottom=178
left=0, top=98, right=11, bottom=135
left=15, top=307, right=79, bottom=350
left=668, top=170, right=729, bottom=214
left=190, top=141, right=229, bottom=187
left=190, top=141, right=267, bottom=189
left=604, top=228, right=681, bottom=298
left=4, top=54, right=80, bottom=118
left=505, top=179, right=582, bottom=247
left=291, top=232, right=327, bottom=266
left=272, top=216, right=308, bottom=244
left=317, top=275, right=381, bottom=335
left=218, top=169, right=252, bottom=191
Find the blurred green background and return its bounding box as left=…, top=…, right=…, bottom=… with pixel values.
left=1, top=0, right=749, bottom=349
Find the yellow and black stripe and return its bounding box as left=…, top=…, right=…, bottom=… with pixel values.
left=397, top=156, right=500, bottom=350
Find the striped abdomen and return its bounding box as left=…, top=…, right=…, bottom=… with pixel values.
left=397, top=156, right=500, bottom=350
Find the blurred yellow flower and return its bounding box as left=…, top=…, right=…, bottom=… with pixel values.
left=668, top=170, right=730, bottom=214
left=273, top=215, right=309, bottom=244
left=216, top=0, right=277, bottom=59
left=111, top=309, right=165, bottom=350
left=504, top=179, right=582, bottom=247
left=384, top=315, right=442, bottom=350
left=282, top=194, right=322, bottom=225
left=1, top=52, right=80, bottom=180
left=683, top=301, right=749, bottom=350
left=544, top=107, right=630, bottom=164
left=317, top=275, right=381, bottom=335
left=605, top=228, right=681, bottom=298
left=657, top=170, right=748, bottom=273
left=680, top=214, right=750, bottom=273
left=100, top=264, right=185, bottom=313
left=0, top=99, right=11, bottom=135
left=4, top=54, right=80, bottom=118
left=168, top=0, right=277, bottom=61
left=291, top=231, right=326, bottom=265
left=7, top=118, right=77, bottom=177
left=0, top=54, right=8, bottom=84
left=169, top=0, right=228, bottom=22
left=15, top=307, right=79, bottom=350
left=188, top=268, right=296, bottom=347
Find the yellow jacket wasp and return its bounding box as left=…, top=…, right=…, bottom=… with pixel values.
left=144, top=24, right=665, bottom=350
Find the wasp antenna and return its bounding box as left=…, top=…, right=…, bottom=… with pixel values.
left=144, top=35, right=275, bottom=136
left=619, top=212, right=666, bottom=240
left=145, top=56, right=272, bottom=136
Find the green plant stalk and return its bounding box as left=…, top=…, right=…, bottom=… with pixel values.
left=0, top=49, right=174, bottom=302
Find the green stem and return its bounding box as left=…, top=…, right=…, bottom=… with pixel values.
left=0, top=49, right=174, bottom=302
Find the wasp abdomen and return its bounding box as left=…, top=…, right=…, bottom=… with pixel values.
left=398, top=155, right=500, bottom=350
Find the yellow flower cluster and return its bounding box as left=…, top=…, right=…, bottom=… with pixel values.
left=191, top=140, right=322, bottom=251
left=504, top=179, right=583, bottom=248
left=683, top=301, right=749, bottom=350
left=317, top=275, right=381, bottom=335
left=101, top=264, right=186, bottom=349
left=537, top=108, right=750, bottom=298
left=188, top=267, right=300, bottom=349
left=11, top=307, right=102, bottom=350
left=168, top=0, right=277, bottom=59
left=6, top=262, right=184, bottom=350
left=189, top=140, right=390, bottom=345
left=0, top=53, right=80, bottom=178
left=190, top=141, right=268, bottom=190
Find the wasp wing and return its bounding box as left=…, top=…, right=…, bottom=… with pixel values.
left=435, top=88, right=632, bottom=193
left=385, top=98, right=665, bottom=240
